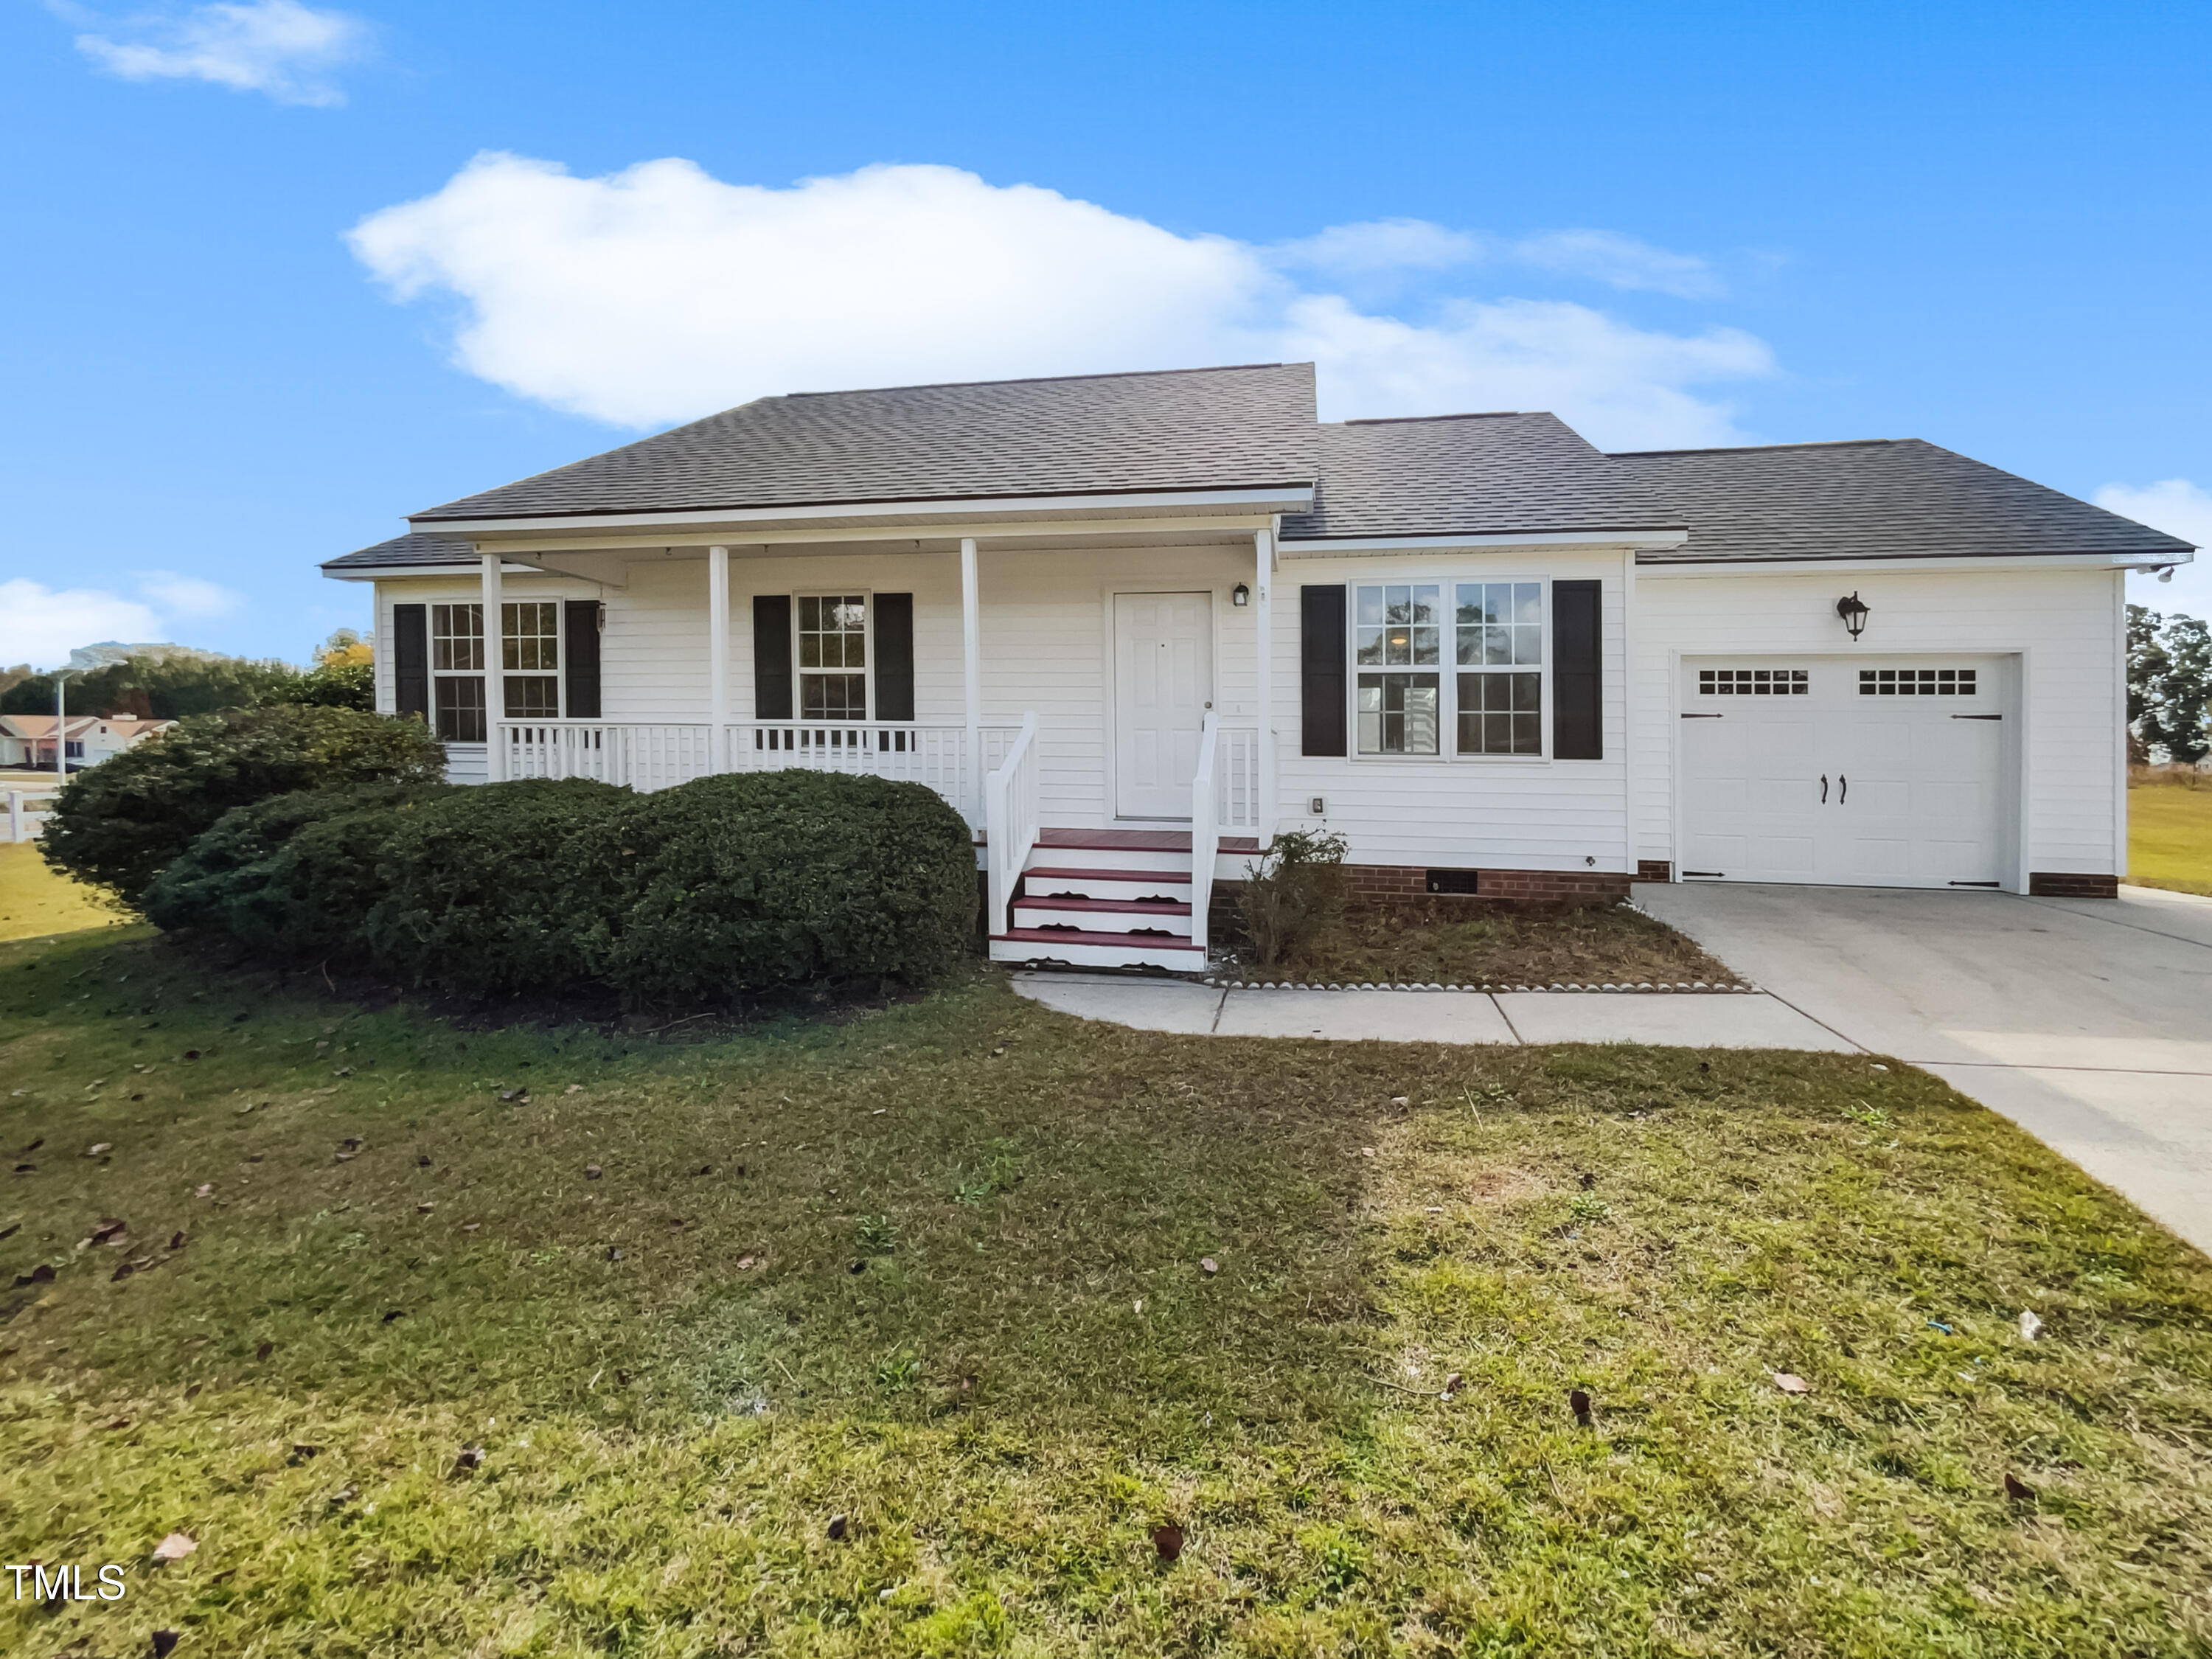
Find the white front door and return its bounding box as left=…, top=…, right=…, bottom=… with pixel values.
left=1679, top=655, right=2011, bottom=888
left=1113, top=591, right=1213, bottom=819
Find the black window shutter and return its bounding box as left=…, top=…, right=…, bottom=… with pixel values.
left=392, top=603, right=428, bottom=720
left=563, top=600, right=602, bottom=718
left=1301, top=585, right=1348, bottom=757
left=874, top=592, right=914, bottom=720
left=1552, top=580, right=1601, bottom=759
left=753, top=594, right=793, bottom=720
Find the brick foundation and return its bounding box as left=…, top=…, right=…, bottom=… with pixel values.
left=1632, top=860, right=1673, bottom=883
left=1338, top=863, right=1631, bottom=904
left=2028, top=872, right=2120, bottom=899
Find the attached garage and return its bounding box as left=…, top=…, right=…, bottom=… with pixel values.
left=1677, top=653, right=2016, bottom=889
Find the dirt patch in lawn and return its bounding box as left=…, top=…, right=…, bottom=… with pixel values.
left=1214, top=896, right=1742, bottom=985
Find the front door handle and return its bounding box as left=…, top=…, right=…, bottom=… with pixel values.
left=1839, top=773, right=1847, bottom=804
left=1820, top=774, right=1828, bottom=803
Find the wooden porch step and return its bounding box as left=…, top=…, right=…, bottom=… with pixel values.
left=1013, top=895, right=1190, bottom=917
left=1025, top=864, right=1192, bottom=886
left=1034, top=827, right=1259, bottom=853
left=990, top=928, right=1207, bottom=970
left=1012, top=896, right=1193, bottom=936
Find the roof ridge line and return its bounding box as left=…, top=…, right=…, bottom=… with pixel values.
left=1338, top=411, right=1524, bottom=425
left=1610, top=438, right=1903, bottom=458
left=784, top=362, right=1298, bottom=398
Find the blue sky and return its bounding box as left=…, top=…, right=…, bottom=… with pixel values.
left=3, top=0, right=2208, bottom=667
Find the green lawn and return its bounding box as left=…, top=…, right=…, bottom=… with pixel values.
left=2131, top=784, right=2212, bottom=896
left=3, top=926, right=2209, bottom=1655
left=0, top=841, right=130, bottom=944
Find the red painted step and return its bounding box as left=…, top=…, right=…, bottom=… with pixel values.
left=1011, top=896, right=1192, bottom=917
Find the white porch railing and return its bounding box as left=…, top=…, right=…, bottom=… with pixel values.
left=500, top=723, right=717, bottom=791
left=5, top=787, right=59, bottom=843
left=1189, top=712, right=1222, bottom=954
left=984, top=712, right=1040, bottom=936
left=493, top=720, right=1021, bottom=827
left=1215, top=725, right=1262, bottom=833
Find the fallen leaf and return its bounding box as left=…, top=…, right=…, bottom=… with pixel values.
left=2005, top=1472, right=2035, bottom=1502
left=827, top=1513, right=850, bottom=1540
left=416, top=1155, right=431, bottom=1167
left=848, top=1259, right=865, bottom=1274
left=1770, top=1371, right=1813, bottom=1394
left=183, top=1051, right=200, bottom=1060
left=91, top=1218, right=128, bottom=1244
left=381, top=1309, right=406, bottom=1322
left=1359, top=1147, right=1375, bottom=1158
left=21, top=1138, right=42, bottom=1153
left=195, top=1184, right=215, bottom=1198
left=694, top=1164, right=712, bottom=1175
left=151, top=1531, right=197, bottom=1562
left=584, top=1165, right=602, bottom=1180
left=333, top=1152, right=356, bottom=1164
left=1153, top=1522, right=1185, bottom=1561
left=329, top=1484, right=358, bottom=1506
left=1200, top=1257, right=1219, bottom=1276
left=461, top=1222, right=480, bottom=1232
left=167, top=1231, right=186, bottom=1251
left=184, top=1383, right=201, bottom=1399
left=735, top=1254, right=758, bottom=1270
left=106, top=1416, right=131, bottom=1430
left=1389, top=1095, right=1409, bottom=1106
left=605, top=1248, right=623, bottom=1262
left=153, top=1629, right=182, bottom=1657
left=1442, top=1371, right=1464, bottom=1397
left=416, top=1203, right=434, bottom=1214
left=85, top=1143, right=112, bottom=1158
left=288, top=1444, right=321, bottom=1463
left=453, top=1444, right=485, bottom=1473
left=498, top=1088, right=529, bottom=1105
left=111, top=1260, right=137, bottom=1281
left=1570, top=1388, right=1593, bottom=1425
left=0, top=1222, right=14, bottom=1241
left=15, top=1263, right=55, bottom=1287
left=12, top=1163, right=35, bottom=1175
left=565, top=1084, right=583, bottom=1094
left=2019, top=1310, right=2044, bottom=1342
left=1578, top=1172, right=1597, bottom=1190
left=255, top=1340, right=275, bottom=1360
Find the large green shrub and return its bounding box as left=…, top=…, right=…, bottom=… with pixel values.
left=39, top=705, right=447, bottom=902
left=581, top=771, right=975, bottom=1004
left=364, top=779, right=629, bottom=998
left=142, top=785, right=448, bottom=953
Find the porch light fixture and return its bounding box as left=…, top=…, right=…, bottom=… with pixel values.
left=1232, top=582, right=1250, bottom=607
left=1834, top=591, right=1870, bottom=640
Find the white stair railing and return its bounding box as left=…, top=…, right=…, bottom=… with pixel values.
left=984, top=712, right=1040, bottom=937
left=1189, top=711, right=1221, bottom=955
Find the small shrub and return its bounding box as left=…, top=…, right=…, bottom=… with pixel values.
left=1239, top=828, right=1349, bottom=968
left=39, top=705, right=446, bottom=903
left=581, top=771, right=975, bottom=1004
left=143, top=784, right=448, bottom=953
left=364, top=779, right=630, bottom=998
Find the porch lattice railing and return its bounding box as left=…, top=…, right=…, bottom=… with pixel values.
left=498, top=723, right=717, bottom=792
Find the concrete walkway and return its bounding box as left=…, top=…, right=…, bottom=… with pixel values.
left=1012, top=974, right=1853, bottom=1049
left=1636, top=882, right=2212, bottom=1256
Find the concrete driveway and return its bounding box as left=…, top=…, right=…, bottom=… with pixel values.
left=1635, top=881, right=2212, bottom=1256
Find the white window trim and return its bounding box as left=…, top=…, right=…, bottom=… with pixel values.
left=500, top=599, right=563, bottom=719
left=431, top=601, right=493, bottom=741
left=790, top=588, right=875, bottom=723
left=1346, top=573, right=1554, bottom=765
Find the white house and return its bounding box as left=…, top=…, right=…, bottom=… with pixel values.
left=0, top=714, right=173, bottom=772
left=321, top=362, right=2196, bottom=970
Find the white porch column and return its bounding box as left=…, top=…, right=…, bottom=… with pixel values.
left=1254, top=527, right=1276, bottom=846
left=481, top=552, right=505, bottom=781
left=708, top=545, right=731, bottom=772
left=960, top=536, right=982, bottom=816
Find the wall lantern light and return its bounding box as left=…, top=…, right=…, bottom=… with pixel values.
left=1232, top=582, right=1251, bottom=607
left=1834, top=591, right=1870, bottom=640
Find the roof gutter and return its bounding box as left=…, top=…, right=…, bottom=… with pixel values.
left=1278, top=527, right=1689, bottom=556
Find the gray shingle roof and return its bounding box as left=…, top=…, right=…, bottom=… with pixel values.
left=411, top=363, right=1318, bottom=524
left=1612, top=439, right=2196, bottom=563
left=323, top=532, right=480, bottom=572
left=1278, top=413, right=1680, bottom=540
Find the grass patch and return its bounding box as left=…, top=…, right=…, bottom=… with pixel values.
left=0, top=841, right=129, bottom=944
left=1, top=928, right=2208, bottom=1654
left=2130, top=784, right=2212, bottom=896
left=1220, top=897, right=1739, bottom=986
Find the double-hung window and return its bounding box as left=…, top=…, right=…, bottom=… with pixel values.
left=502, top=601, right=560, bottom=718
left=1455, top=581, right=1543, bottom=755
left=1354, top=583, right=1442, bottom=754
left=1352, top=578, right=1546, bottom=759
left=798, top=594, right=868, bottom=720
left=431, top=603, right=487, bottom=742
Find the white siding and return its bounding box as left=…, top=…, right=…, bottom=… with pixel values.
left=1270, top=549, right=1632, bottom=873
left=1632, top=565, right=2124, bottom=881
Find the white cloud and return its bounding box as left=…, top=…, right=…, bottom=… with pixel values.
left=2100, top=479, right=2212, bottom=619
left=0, top=582, right=164, bottom=671
left=136, top=571, right=242, bottom=617
left=1508, top=230, right=1723, bottom=299
left=66, top=0, right=369, bottom=107
left=348, top=155, right=1775, bottom=448
left=1271, top=218, right=1484, bottom=276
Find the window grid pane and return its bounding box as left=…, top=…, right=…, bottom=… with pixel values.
left=504, top=676, right=559, bottom=719
left=801, top=673, right=867, bottom=720
left=432, top=603, right=483, bottom=672
left=798, top=595, right=867, bottom=715
left=502, top=602, right=559, bottom=672
left=435, top=675, right=486, bottom=743
left=1452, top=583, right=1544, bottom=755
left=1356, top=672, right=1439, bottom=755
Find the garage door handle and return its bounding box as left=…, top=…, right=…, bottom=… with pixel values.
left=1839, top=773, right=1847, bottom=804
left=1820, top=774, right=1828, bottom=803
left=1952, top=714, right=2003, bottom=720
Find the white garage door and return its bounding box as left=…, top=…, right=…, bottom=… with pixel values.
left=1679, top=655, right=2012, bottom=888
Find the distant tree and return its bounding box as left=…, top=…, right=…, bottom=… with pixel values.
left=315, top=628, right=374, bottom=669
left=2128, top=605, right=2212, bottom=765
left=0, top=664, right=32, bottom=700
left=1, top=653, right=316, bottom=720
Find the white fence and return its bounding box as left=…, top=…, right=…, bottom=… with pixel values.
left=492, top=720, right=1022, bottom=828
left=4, top=788, right=59, bottom=843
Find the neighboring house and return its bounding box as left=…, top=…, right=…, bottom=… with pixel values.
left=0, top=714, right=172, bottom=771
left=321, top=362, right=2197, bottom=969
